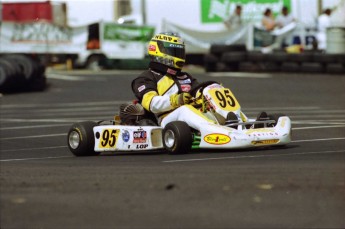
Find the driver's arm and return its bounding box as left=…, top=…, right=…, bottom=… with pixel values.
left=132, top=75, right=173, bottom=113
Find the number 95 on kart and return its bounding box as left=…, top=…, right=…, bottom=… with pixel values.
left=97, top=129, right=120, bottom=149
left=208, top=88, right=240, bottom=111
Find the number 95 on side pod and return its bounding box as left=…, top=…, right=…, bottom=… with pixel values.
left=93, top=126, right=164, bottom=152
left=96, top=129, right=120, bottom=149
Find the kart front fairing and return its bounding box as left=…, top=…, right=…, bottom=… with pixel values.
left=195, top=117, right=291, bottom=149
left=193, top=82, right=291, bottom=148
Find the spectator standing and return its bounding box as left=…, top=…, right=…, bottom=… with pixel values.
left=318, top=8, right=332, bottom=33
left=317, top=8, right=332, bottom=50
left=224, top=5, right=242, bottom=29
left=262, top=8, right=276, bottom=31
left=276, top=6, right=295, bottom=28
left=276, top=6, right=295, bottom=47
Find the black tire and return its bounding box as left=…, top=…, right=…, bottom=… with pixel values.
left=204, top=53, right=219, bottom=63
left=326, top=63, right=345, bottom=74
left=0, top=61, right=11, bottom=91
left=300, top=62, right=324, bottom=73
left=0, top=58, right=23, bottom=92
left=221, top=51, right=246, bottom=63
left=204, top=54, right=219, bottom=72
left=0, top=58, right=18, bottom=77
left=216, top=62, right=235, bottom=72
left=287, top=53, right=313, bottom=62
left=313, top=53, right=345, bottom=64
left=261, top=61, right=280, bottom=72
left=247, top=51, right=267, bottom=62
left=210, top=44, right=246, bottom=56
left=4, top=54, right=34, bottom=81
left=239, top=61, right=261, bottom=72
left=266, top=52, right=288, bottom=63
left=185, top=54, right=204, bottom=65
left=29, top=74, right=47, bottom=92
left=28, top=57, right=47, bottom=91
left=225, top=44, right=247, bottom=52
left=281, top=62, right=300, bottom=72
left=0, top=55, right=46, bottom=92
left=163, top=121, right=193, bottom=154
left=0, top=65, right=8, bottom=89
left=67, top=121, right=100, bottom=157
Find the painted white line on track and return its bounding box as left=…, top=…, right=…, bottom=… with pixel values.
left=46, top=74, right=105, bottom=81
left=292, top=121, right=345, bottom=125
left=1, top=111, right=115, bottom=118
left=1, top=118, right=77, bottom=123
left=47, top=69, right=142, bottom=76
left=1, top=101, right=127, bottom=109
left=209, top=72, right=272, bottom=78
left=1, top=124, right=70, bottom=130
left=244, top=106, right=320, bottom=111
left=292, top=137, right=345, bottom=143
left=1, top=106, right=115, bottom=114
left=289, top=109, right=345, bottom=114
left=0, top=156, right=73, bottom=162
left=292, top=125, right=345, bottom=130
left=2, top=146, right=68, bottom=152
left=1, top=133, right=66, bottom=140
left=291, top=114, right=345, bottom=119
left=163, top=150, right=345, bottom=163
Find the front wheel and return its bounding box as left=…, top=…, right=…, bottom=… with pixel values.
left=67, top=121, right=100, bottom=156
left=163, top=121, right=193, bottom=154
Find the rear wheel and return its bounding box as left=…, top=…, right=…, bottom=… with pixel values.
left=163, top=121, right=193, bottom=154
left=67, top=121, right=100, bottom=156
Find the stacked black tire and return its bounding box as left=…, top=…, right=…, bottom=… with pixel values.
left=204, top=44, right=247, bottom=72
left=0, top=54, right=46, bottom=93
left=204, top=44, right=345, bottom=74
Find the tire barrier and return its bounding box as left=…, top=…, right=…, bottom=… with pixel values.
left=204, top=44, right=345, bottom=74
left=0, top=55, right=46, bottom=93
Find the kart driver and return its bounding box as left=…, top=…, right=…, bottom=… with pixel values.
left=131, top=32, right=217, bottom=131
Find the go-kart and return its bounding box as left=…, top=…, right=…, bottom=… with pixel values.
left=67, top=81, right=291, bottom=156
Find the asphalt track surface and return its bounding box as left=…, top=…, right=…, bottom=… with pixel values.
left=1, top=68, right=345, bottom=229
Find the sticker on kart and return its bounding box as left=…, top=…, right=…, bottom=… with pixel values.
left=207, top=88, right=240, bottom=112
left=251, top=139, right=279, bottom=146
left=97, top=129, right=120, bottom=148
left=204, top=133, right=231, bottom=145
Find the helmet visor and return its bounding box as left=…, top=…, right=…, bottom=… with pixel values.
left=157, top=41, right=185, bottom=59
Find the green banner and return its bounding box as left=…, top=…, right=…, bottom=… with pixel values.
left=103, top=23, right=155, bottom=42
left=201, top=0, right=291, bottom=23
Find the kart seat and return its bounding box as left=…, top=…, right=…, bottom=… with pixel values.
left=119, top=102, right=158, bottom=126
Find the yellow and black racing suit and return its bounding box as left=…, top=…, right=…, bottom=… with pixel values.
left=131, top=62, right=215, bottom=129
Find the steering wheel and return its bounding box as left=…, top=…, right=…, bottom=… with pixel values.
left=190, top=80, right=219, bottom=97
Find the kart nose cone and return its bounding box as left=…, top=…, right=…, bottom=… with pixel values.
left=69, top=130, right=81, bottom=149
left=164, top=129, right=175, bottom=148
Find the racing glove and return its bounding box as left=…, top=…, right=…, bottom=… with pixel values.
left=170, top=93, right=192, bottom=108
